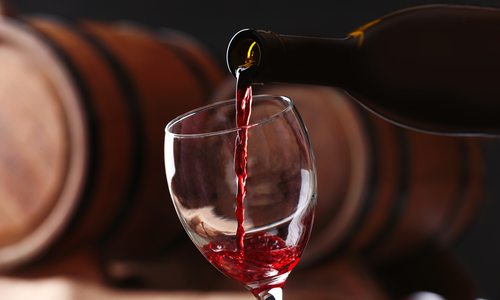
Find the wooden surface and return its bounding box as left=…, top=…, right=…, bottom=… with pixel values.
left=0, top=275, right=390, bottom=300
left=0, top=16, right=224, bottom=270
left=0, top=16, right=87, bottom=270
left=254, top=84, right=485, bottom=265
left=0, top=38, right=69, bottom=247
left=0, top=277, right=254, bottom=300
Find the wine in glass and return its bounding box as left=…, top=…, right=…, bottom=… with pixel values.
left=164, top=95, right=317, bottom=299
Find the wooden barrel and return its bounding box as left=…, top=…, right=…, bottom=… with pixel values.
left=253, top=84, right=485, bottom=266
left=0, top=15, right=224, bottom=271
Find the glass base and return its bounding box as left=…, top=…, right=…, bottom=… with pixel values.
left=257, top=287, right=283, bottom=300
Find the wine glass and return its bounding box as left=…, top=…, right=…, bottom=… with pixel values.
left=164, top=95, right=317, bottom=300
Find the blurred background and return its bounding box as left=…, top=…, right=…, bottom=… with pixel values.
left=12, top=0, right=500, bottom=66
left=1, top=0, right=500, bottom=299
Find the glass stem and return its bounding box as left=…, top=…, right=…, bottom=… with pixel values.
left=257, top=287, right=283, bottom=300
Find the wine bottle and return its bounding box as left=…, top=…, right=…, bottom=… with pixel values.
left=226, top=5, right=500, bottom=135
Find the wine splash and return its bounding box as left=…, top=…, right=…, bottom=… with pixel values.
left=203, top=232, right=303, bottom=295
left=234, top=66, right=253, bottom=252
left=203, top=51, right=306, bottom=295
left=166, top=42, right=317, bottom=299
left=234, top=41, right=259, bottom=252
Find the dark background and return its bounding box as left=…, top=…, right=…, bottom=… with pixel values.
left=10, top=0, right=500, bottom=298
left=11, top=0, right=500, bottom=66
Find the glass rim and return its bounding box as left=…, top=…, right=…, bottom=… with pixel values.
left=165, top=95, right=294, bottom=138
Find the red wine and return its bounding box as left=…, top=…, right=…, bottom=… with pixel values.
left=205, top=55, right=307, bottom=295
left=207, top=48, right=310, bottom=295
left=234, top=67, right=253, bottom=252
left=203, top=232, right=302, bottom=295
left=202, top=175, right=314, bottom=294
left=226, top=5, right=500, bottom=135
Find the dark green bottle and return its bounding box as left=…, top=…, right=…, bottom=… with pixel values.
left=227, top=5, right=500, bottom=135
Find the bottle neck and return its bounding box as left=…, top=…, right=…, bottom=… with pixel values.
left=227, top=29, right=357, bottom=87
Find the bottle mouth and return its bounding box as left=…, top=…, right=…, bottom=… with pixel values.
left=226, top=29, right=262, bottom=76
